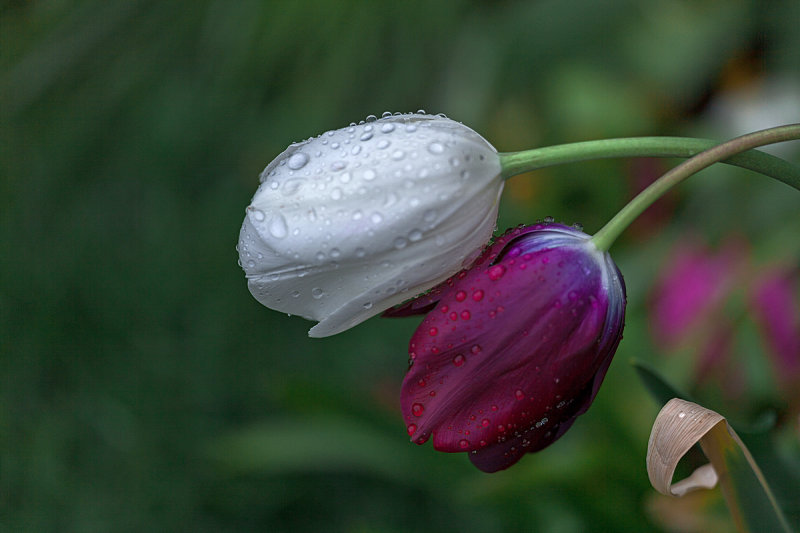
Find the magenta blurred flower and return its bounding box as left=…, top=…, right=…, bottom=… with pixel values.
left=751, top=269, right=800, bottom=382
left=387, top=222, right=626, bottom=472
left=650, top=239, right=745, bottom=347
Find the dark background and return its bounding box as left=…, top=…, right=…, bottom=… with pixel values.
left=2, top=1, right=799, bottom=531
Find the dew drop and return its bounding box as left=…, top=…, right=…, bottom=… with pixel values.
left=544, top=216, right=555, bottom=223
left=391, top=150, right=405, bottom=160
left=377, top=139, right=391, bottom=149
left=453, top=354, right=465, bottom=367
left=515, top=389, right=525, bottom=400
left=330, top=160, right=346, bottom=171
left=370, top=212, right=384, bottom=224
left=330, top=248, right=341, bottom=259
left=355, top=247, right=366, bottom=258
left=458, top=439, right=470, bottom=449
left=330, top=187, right=343, bottom=200
left=481, top=418, right=490, bottom=427
left=268, top=214, right=288, bottom=239
left=455, top=290, right=467, bottom=302
left=363, top=169, right=377, bottom=181
left=393, top=237, right=408, bottom=249
left=311, top=287, right=325, bottom=299
left=339, top=172, right=352, bottom=183
left=428, top=327, right=438, bottom=336
left=360, top=132, right=373, bottom=141
left=251, top=209, right=266, bottom=222
left=470, top=344, right=482, bottom=354
left=282, top=178, right=303, bottom=196
left=488, top=265, right=506, bottom=280
left=291, top=290, right=300, bottom=298
left=412, top=403, right=425, bottom=416
left=408, top=229, right=423, bottom=242
left=472, top=289, right=484, bottom=301
left=427, top=141, right=445, bottom=154
left=407, top=423, right=417, bottom=435
left=460, top=310, right=471, bottom=320
left=381, top=123, right=395, bottom=133
left=287, top=152, right=309, bottom=170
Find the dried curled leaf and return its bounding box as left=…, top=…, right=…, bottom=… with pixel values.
left=646, top=398, right=792, bottom=533
left=647, top=399, right=723, bottom=496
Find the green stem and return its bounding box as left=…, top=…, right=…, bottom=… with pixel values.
left=590, top=124, right=800, bottom=252
left=499, top=137, right=800, bottom=190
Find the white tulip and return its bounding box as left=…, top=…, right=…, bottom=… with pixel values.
left=237, top=112, right=504, bottom=337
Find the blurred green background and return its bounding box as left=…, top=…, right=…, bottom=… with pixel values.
left=2, top=1, right=799, bottom=531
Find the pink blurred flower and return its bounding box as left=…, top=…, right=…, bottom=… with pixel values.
left=650, top=239, right=746, bottom=347
left=751, top=269, right=800, bottom=383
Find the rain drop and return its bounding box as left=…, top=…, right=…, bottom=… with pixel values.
left=377, top=139, right=391, bottom=149
left=287, top=152, right=309, bottom=170
left=268, top=214, right=288, bottom=239
left=360, top=132, right=373, bottom=141
left=427, top=141, right=445, bottom=154
left=311, top=287, right=325, bottom=299
left=488, top=265, right=506, bottom=280
left=455, top=290, right=467, bottom=302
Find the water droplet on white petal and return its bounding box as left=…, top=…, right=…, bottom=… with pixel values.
left=311, top=287, right=325, bottom=299
left=371, top=212, right=384, bottom=224
left=360, top=132, right=373, bottom=141
left=394, top=237, right=408, bottom=249
left=380, top=123, right=395, bottom=133
left=269, top=214, right=288, bottom=239
left=377, top=139, right=391, bottom=149
left=427, top=142, right=444, bottom=154
left=287, top=152, right=309, bottom=170
left=363, top=169, right=377, bottom=181
left=251, top=209, right=266, bottom=222
left=408, top=229, right=423, bottom=242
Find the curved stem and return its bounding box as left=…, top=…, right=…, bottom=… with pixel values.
left=499, top=137, right=800, bottom=190
left=590, top=124, right=800, bottom=252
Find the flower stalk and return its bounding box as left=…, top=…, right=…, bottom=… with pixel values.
left=499, top=135, right=800, bottom=189
left=591, top=124, right=800, bottom=252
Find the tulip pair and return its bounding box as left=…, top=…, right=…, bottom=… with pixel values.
left=238, top=113, right=627, bottom=471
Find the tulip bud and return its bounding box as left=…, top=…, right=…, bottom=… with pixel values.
left=238, top=113, right=504, bottom=337
left=389, top=222, right=626, bottom=472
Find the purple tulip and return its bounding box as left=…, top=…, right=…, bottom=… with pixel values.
left=387, top=222, right=626, bottom=472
